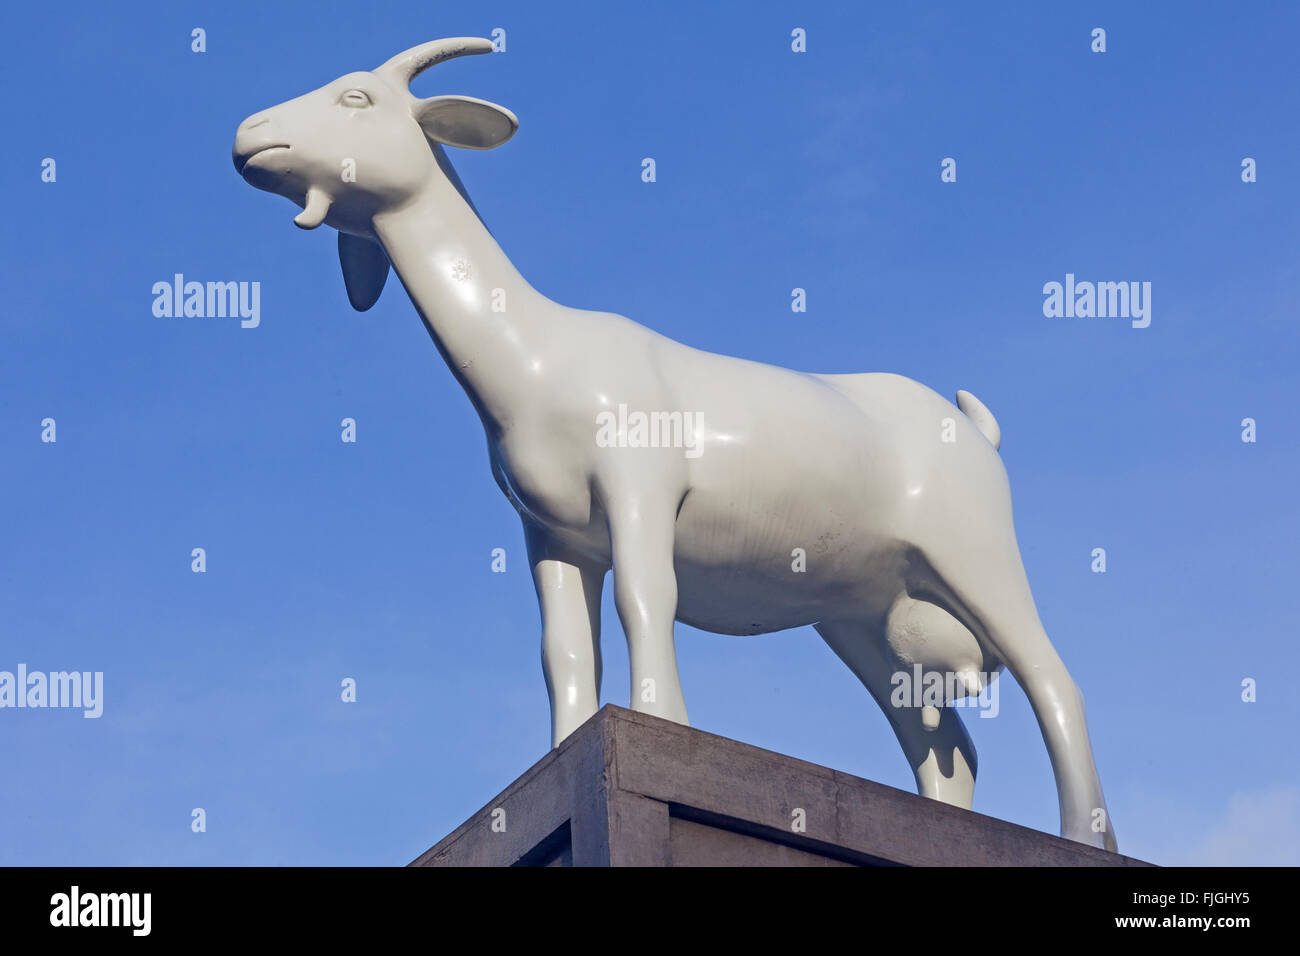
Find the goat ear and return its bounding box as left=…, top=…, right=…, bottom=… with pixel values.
left=415, top=95, right=518, bottom=150
left=338, top=233, right=389, bottom=311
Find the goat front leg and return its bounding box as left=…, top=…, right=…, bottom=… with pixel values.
left=604, top=493, right=689, bottom=726
left=525, top=523, right=606, bottom=748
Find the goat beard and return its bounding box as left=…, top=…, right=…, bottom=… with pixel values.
left=294, top=187, right=333, bottom=229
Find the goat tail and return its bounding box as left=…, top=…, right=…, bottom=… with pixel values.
left=956, top=389, right=1001, bottom=450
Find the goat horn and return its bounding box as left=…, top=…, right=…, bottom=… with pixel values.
left=375, top=37, right=495, bottom=87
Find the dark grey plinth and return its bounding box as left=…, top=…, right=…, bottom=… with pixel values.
left=411, top=704, right=1150, bottom=867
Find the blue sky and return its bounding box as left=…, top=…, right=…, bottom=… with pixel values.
left=2, top=0, right=1297, bottom=865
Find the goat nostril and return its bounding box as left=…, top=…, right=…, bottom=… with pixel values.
left=242, top=117, right=270, bottom=131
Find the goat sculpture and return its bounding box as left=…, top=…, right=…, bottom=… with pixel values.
left=233, top=37, right=1116, bottom=850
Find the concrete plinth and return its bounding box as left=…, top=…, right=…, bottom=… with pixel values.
left=411, top=705, right=1149, bottom=867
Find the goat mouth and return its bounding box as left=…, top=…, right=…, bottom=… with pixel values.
left=236, top=144, right=291, bottom=175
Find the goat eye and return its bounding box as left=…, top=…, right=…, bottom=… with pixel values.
left=341, top=90, right=372, bottom=108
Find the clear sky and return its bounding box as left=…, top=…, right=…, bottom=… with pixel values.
left=2, top=0, right=1297, bottom=865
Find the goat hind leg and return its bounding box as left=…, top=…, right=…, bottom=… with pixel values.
left=816, top=619, right=977, bottom=809
left=915, top=547, right=1118, bottom=851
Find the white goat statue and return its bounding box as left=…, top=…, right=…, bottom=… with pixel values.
left=234, top=38, right=1116, bottom=850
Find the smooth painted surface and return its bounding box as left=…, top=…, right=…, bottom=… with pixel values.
left=237, top=38, right=1117, bottom=849
left=7, top=3, right=1299, bottom=868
